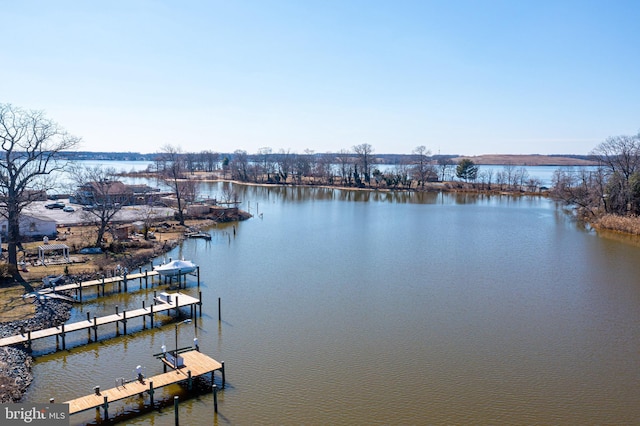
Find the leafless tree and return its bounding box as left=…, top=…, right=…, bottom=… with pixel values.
left=68, top=165, right=124, bottom=247
left=411, top=145, right=433, bottom=188
left=353, top=143, right=374, bottom=186
left=550, top=168, right=606, bottom=217
left=276, top=149, right=293, bottom=184
left=590, top=133, right=640, bottom=214
left=0, top=104, right=80, bottom=268
left=158, top=144, right=193, bottom=225
left=336, top=149, right=353, bottom=186
left=229, top=150, right=249, bottom=182
left=436, top=158, right=455, bottom=181
left=315, top=153, right=335, bottom=185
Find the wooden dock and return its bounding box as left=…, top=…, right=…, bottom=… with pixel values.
left=64, top=349, right=225, bottom=419
left=0, top=292, right=202, bottom=350
left=35, top=266, right=200, bottom=302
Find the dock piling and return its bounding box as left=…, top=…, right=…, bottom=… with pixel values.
left=103, top=395, right=109, bottom=420
left=148, top=380, right=154, bottom=406
left=174, top=396, right=179, bottom=426
left=93, top=316, right=98, bottom=341
left=213, top=384, right=218, bottom=413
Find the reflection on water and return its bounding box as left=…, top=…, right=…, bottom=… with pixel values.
left=22, top=185, right=640, bottom=425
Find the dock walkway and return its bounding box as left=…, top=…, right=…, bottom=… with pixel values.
left=64, top=350, right=224, bottom=418
left=46, top=270, right=159, bottom=293
left=0, top=292, right=201, bottom=350
left=35, top=266, right=199, bottom=302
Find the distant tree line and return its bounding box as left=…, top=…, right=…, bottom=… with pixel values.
left=145, top=144, right=546, bottom=193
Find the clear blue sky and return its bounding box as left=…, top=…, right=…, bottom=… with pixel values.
left=2, top=0, right=639, bottom=156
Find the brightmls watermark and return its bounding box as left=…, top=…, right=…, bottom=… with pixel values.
left=1, top=404, right=68, bottom=425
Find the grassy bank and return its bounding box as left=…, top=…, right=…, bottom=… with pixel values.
left=594, top=214, right=640, bottom=235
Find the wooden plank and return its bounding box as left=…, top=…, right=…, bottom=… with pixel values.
left=65, top=350, right=222, bottom=415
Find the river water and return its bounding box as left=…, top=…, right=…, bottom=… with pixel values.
left=22, top=182, right=640, bottom=425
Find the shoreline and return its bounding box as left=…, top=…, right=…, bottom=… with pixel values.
left=0, top=211, right=250, bottom=403
left=0, top=298, right=71, bottom=403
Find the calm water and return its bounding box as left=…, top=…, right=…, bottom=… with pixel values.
left=23, top=183, right=640, bottom=425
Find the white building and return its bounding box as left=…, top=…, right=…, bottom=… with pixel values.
left=0, top=213, right=57, bottom=239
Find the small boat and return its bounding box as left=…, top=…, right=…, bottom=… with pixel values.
left=185, top=231, right=211, bottom=240
left=153, top=259, right=198, bottom=277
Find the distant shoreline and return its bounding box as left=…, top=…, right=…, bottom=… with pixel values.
left=62, top=152, right=596, bottom=167
left=452, top=154, right=597, bottom=166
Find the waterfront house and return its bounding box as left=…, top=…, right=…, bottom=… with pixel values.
left=0, top=213, right=57, bottom=239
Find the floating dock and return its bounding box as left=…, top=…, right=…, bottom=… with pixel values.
left=64, top=349, right=225, bottom=420
left=0, top=292, right=202, bottom=350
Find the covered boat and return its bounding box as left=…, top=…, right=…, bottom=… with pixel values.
left=153, top=259, right=197, bottom=277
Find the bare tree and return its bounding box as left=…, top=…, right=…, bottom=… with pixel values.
left=436, top=157, right=455, bottom=181
left=229, top=150, right=249, bottom=182
left=0, top=104, right=80, bottom=269
left=411, top=145, right=433, bottom=188
left=158, top=144, right=192, bottom=225
left=276, top=149, right=293, bottom=184
left=550, top=168, right=605, bottom=217
left=68, top=165, right=124, bottom=247
left=591, top=133, right=640, bottom=214
left=353, top=143, right=374, bottom=186
left=336, top=149, right=353, bottom=186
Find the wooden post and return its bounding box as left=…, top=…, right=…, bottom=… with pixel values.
left=218, top=297, right=221, bottom=321
left=174, top=396, right=179, bottom=426
left=199, top=291, right=203, bottom=317
left=197, top=266, right=200, bottom=289
left=103, top=395, right=109, bottom=420
left=150, top=304, right=154, bottom=328
left=93, top=316, right=98, bottom=341
left=78, top=281, right=83, bottom=302
left=213, top=384, right=218, bottom=413
left=101, top=277, right=105, bottom=297
left=27, top=330, right=31, bottom=350
left=61, top=323, right=66, bottom=350
left=187, top=370, right=192, bottom=391
left=221, top=361, right=225, bottom=388
left=123, top=310, right=127, bottom=335
left=142, top=301, right=146, bottom=329
left=123, top=273, right=127, bottom=292
left=148, top=380, right=154, bottom=406
left=175, top=295, right=179, bottom=317
left=87, top=312, right=91, bottom=342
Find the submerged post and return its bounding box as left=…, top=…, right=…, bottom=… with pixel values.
left=218, top=297, right=221, bottom=321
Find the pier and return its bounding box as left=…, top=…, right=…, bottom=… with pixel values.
left=64, top=349, right=225, bottom=419
left=0, top=292, right=202, bottom=350
left=35, top=266, right=200, bottom=302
